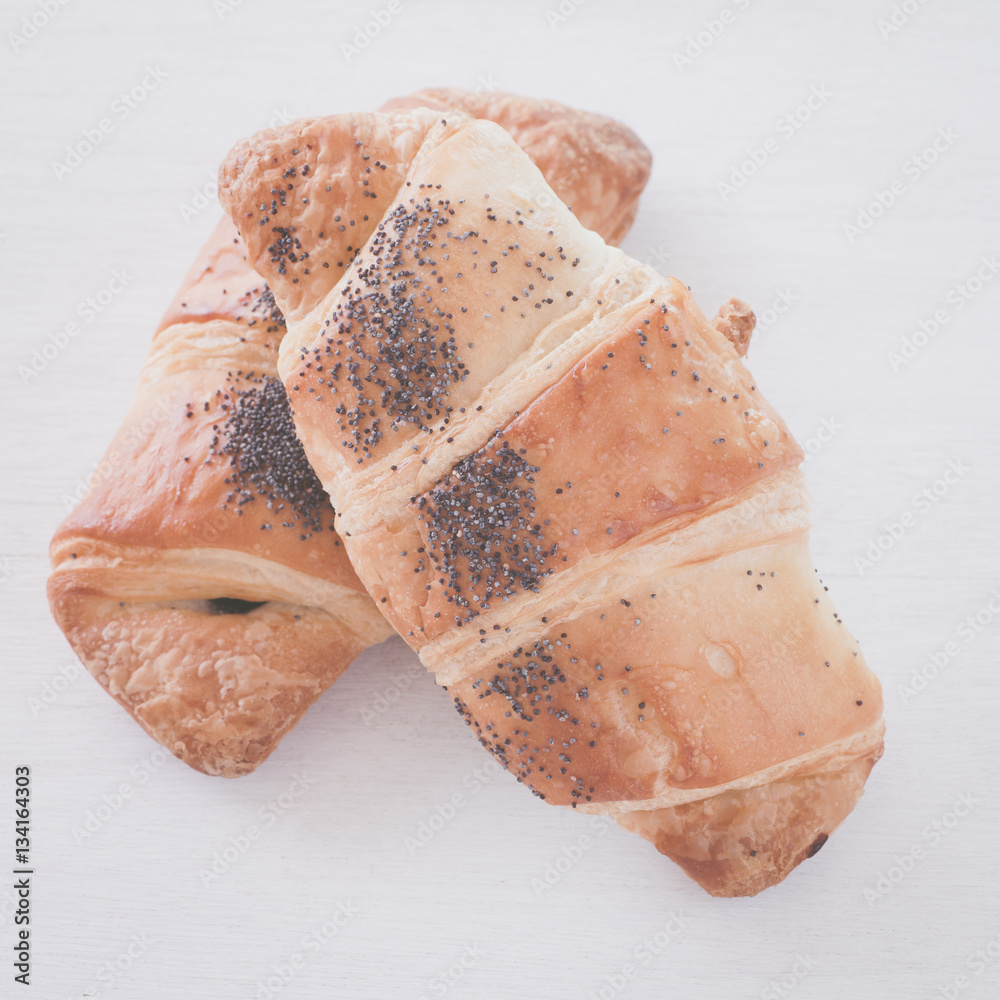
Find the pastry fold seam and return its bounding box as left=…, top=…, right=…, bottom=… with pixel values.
left=575, top=719, right=886, bottom=814
left=423, top=467, right=811, bottom=682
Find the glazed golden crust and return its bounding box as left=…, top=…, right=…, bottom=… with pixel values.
left=217, top=110, right=461, bottom=325
left=52, top=218, right=362, bottom=588
left=53, top=94, right=652, bottom=779
left=156, top=219, right=269, bottom=333
left=276, top=117, right=610, bottom=481
left=218, top=95, right=650, bottom=327
left=381, top=88, right=652, bottom=246
left=49, top=218, right=392, bottom=777
left=341, top=289, right=802, bottom=645
left=219, top=113, right=884, bottom=893
left=443, top=524, right=883, bottom=808
left=51, top=343, right=354, bottom=587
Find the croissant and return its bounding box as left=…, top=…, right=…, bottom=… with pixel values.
left=380, top=87, right=650, bottom=246
left=48, top=93, right=652, bottom=778
left=46, top=217, right=392, bottom=777
left=219, top=111, right=885, bottom=896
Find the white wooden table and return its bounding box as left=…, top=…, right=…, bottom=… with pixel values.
left=2, top=1, right=998, bottom=997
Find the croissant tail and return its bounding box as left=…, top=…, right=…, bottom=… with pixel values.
left=617, top=749, right=882, bottom=897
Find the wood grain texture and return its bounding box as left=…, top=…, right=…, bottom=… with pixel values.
left=1, top=0, right=998, bottom=997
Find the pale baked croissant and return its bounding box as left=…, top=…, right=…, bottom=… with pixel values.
left=48, top=92, right=652, bottom=777
left=219, top=111, right=885, bottom=895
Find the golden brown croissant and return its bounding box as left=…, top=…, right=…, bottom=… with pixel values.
left=380, top=87, right=651, bottom=246
left=48, top=92, right=652, bottom=778
left=219, top=112, right=884, bottom=895
left=47, top=217, right=393, bottom=777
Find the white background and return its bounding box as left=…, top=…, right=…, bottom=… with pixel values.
left=2, top=1, right=998, bottom=998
